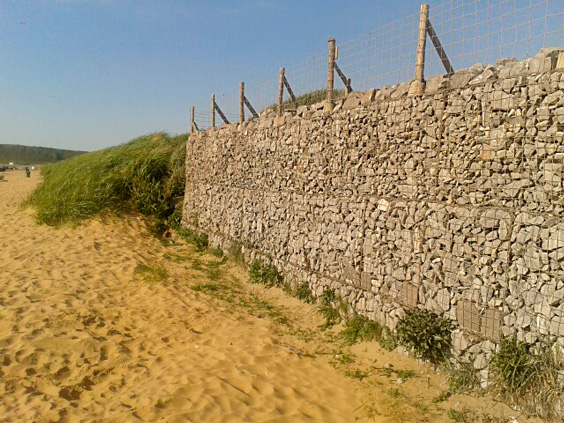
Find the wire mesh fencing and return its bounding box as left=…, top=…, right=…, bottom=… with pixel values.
left=191, top=0, right=564, bottom=131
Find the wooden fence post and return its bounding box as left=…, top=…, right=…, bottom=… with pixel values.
left=426, top=17, right=454, bottom=75
left=214, top=100, right=230, bottom=125
left=283, top=75, right=297, bottom=107
left=277, top=67, right=285, bottom=116
left=239, top=82, right=245, bottom=124
left=326, top=37, right=336, bottom=112
left=190, top=106, right=195, bottom=134
left=415, top=4, right=429, bottom=82
left=211, top=94, right=216, bottom=128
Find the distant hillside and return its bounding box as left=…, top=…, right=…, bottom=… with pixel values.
left=0, top=144, right=86, bottom=165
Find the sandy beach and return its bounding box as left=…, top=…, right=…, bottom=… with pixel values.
left=0, top=170, right=540, bottom=423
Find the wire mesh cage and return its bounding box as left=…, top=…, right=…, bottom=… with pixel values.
left=191, top=0, right=563, bottom=132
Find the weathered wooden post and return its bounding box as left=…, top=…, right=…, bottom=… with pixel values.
left=211, top=94, right=216, bottom=128
left=190, top=106, right=195, bottom=134
left=239, top=82, right=245, bottom=124
left=326, top=37, right=336, bottom=112
left=411, top=4, right=429, bottom=94
left=277, top=67, right=285, bottom=116
left=426, top=13, right=454, bottom=76
left=415, top=4, right=429, bottom=82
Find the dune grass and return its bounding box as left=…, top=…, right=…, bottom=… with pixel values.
left=271, top=89, right=346, bottom=113
left=26, top=132, right=187, bottom=230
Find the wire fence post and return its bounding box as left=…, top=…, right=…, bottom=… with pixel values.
left=426, top=16, right=454, bottom=75
left=277, top=67, right=285, bottom=116
left=190, top=106, right=195, bottom=134
left=191, top=1, right=564, bottom=128
left=326, top=37, right=336, bottom=112
left=411, top=4, right=429, bottom=95
left=211, top=94, right=216, bottom=128
left=239, top=82, right=245, bottom=123
left=214, top=98, right=230, bottom=125
left=283, top=73, right=297, bottom=108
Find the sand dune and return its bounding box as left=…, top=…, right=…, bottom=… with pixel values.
left=0, top=171, right=540, bottom=423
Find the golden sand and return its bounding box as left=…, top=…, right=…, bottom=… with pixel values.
left=0, top=170, right=540, bottom=422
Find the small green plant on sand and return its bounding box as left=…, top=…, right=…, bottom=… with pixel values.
left=228, top=241, right=245, bottom=264
left=480, top=414, right=513, bottom=423
left=386, top=388, right=402, bottom=399
left=319, top=305, right=341, bottom=329
left=344, top=368, right=370, bottom=380
left=447, top=360, right=479, bottom=394
left=210, top=247, right=224, bottom=258
left=339, top=314, right=383, bottom=345
left=379, top=327, right=397, bottom=351
left=376, top=367, right=417, bottom=381
left=282, top=282, right=293, bottom=295
left=447, top=408, right=474, bottom=423
left=433, top=360, right=478, bottom=404
left=320, top=288, right=336, bottom=306
left=295, top=283, right=315, bottom=304
left=396, top=308, right=453, bottom=364
left=331, top=350, right=355, bottom=367
left=135, top=263, right=167, bottom=283
left=395, top=369, right=417, bottom=380
left=490, top=337, right=560, bottom=418
left=205, top=266, right=223, bottom=281
left=318, top=288, right=347, bottom=329
left=432, top=390, right=452, bottom=403
left=176, top=228, right=208, bottom=252
left=248, top=260, right=281, bottom=286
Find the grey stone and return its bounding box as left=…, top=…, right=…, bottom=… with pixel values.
left=542, top=229, right=564, bottom=251
left=184, top=49, right=564, bottom=384
left=474, top=353, right=487, bottom=370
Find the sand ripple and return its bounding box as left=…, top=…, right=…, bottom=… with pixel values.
left=1, top=171, right=541, bottom=423
left=0, top=172, right=361, bottom=422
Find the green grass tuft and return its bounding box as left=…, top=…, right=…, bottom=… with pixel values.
left=228, top=241, right=245, bottom=264
left=248, top=260, right=280, bottom=286
left=490, top=337, right=561, bottom=418
left=319, top=305, right=341, bottom=329
left=445, top=360, right=479, bottom=395
left=210, top=247, right=224, bottom=258
left=379, top=326, right=397, bottom=351
left=447, top=408, right=474, bottom=423
left=317, top=289, right=347, bottom=330
left=135, top=263, right=168, bottom=283
left=26, top=132, right=187, bottom=229
left=176, top=228, right=209, bottom=251
left=344, top=368, right=370, bottom=380
left=295, top=282, right=315, bottom=304
left=339, top=314, right=383, bottom=345
left=320, top=288, right=336, bottom=306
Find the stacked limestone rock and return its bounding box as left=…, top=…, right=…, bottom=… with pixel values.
left=184, top=47, right=564, bottom=391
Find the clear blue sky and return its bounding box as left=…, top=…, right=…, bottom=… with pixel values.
left=0, top=0, right=561, bottom=151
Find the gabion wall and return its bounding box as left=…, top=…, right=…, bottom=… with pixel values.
left=183, top=48, right=564, bottom=383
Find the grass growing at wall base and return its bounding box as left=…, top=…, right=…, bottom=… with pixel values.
left=26, top=132, right=187, bottom=229
left=395, top=308, right=453, bottom=364
left=248, top=260, right=281, bottom=287
left=240, top=253, right=561, bottom=418
left=176, top=228, right=209, bottom=252
left=490, top=336, right=562, bottom=419
left=338, top=314, right=383, bottom=345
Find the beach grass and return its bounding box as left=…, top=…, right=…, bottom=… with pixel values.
left=26, top=132, right=187, bottom=229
